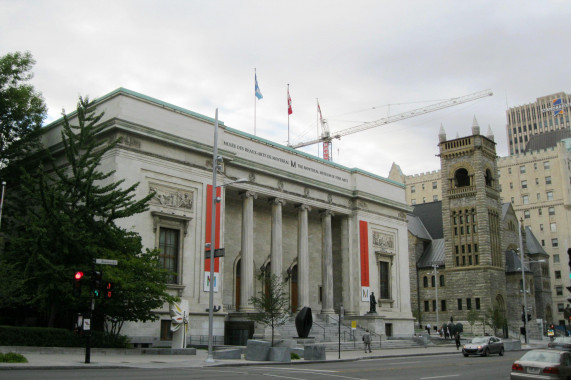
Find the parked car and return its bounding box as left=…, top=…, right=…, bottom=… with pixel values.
left=548, top=337, right=571, bottom=351
left=462, top=336, right=504, bottom=357
left=511, top=349, right=571, bottom=379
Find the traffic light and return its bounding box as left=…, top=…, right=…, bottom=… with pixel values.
left=568, top=248, right=571, bottom=271
left=92, top=271, right=102, bottom=297
left=104, top=282, right=113, bottom=299
left=73, top=271, right=83, bottom=297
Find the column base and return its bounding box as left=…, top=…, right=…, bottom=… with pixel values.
left=320, top=309, right=335, bottom=315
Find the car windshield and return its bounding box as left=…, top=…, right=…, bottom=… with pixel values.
left=520, top=351, right=561, bottom=364
left=471, top=337, right=489, bottom=344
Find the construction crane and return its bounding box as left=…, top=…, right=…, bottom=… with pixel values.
left=290, top=89, right=493, bottom=161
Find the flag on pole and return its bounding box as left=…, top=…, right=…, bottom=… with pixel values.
left=287, top=88, right=293, bottom=115
left=317, top=100, right=323, bottom=122
left=255, top=73, right=263, bottom=100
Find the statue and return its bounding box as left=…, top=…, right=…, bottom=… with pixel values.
left=295, top=307, right=313, bottom=338
left=369, top=292, right=377, bottom=313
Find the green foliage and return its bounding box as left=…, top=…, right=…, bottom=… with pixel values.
left=0, top=51, right=47, bottom=171
left=485, top=306, right=506, bottom=337
left=290, top=352, right=300, bottom=360
left=3, top=96, right=176, bottom=332
left=0, top=325, right=128, bottom=348
left=249, top=273, right=290, bottom=346
left=0, top=352, right=28, bottom=363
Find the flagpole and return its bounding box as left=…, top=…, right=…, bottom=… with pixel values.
left=0, top=181, right=5, bottom=231
left=254, top=68, right=257, bottom=136
left=316, top=98, right=320, bottom=158
left=287, top=84, right=290, bottom=146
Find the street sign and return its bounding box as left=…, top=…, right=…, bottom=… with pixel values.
left=95, top=259, right=118, bottom=265
left=205, top=248, right=225, bottom=258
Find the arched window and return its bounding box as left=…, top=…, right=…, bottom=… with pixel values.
left=454, top=168, right=470, bottom=187
left=423, top=276, right=428, bottom=288
left=485, top=169, right=493, bottom=187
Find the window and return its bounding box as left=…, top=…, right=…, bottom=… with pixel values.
left=558, top=303, right=565, bottom=312
left=412, top=199, right=416, bottom=205
left=432, top=300, right=437, bottom=312
left=556, top=286, right=563, bottom=296
left=540, top=224, right=544, bottom=232
left=431, top=276, right=435, bottom=287
left=534, top=162, right=538, bottom=170
left=544, top=161, right=550, bottom=170
left=433, top=195, right=438, bottom=201
left=524, top=210, right=530, bottom=219
left=511, top=197, right=515, bottom=204
left=423, top=197, right=426, bottom=203
left=159, top=227, right=180, bottom=284
left=552, top=238, right=559, bottom=247
left=440, top=275, right=445, bottom=287
left=424, top=300, right=429, bottom=312
left=411, top=185, right=416, bottom=193
left=423, top=276, right=428, bottom=288
left=549, top=207, right=555, bottom=216
left=457, top=298, right=462, bottom=310
left=510, top=182, right=513, bottom=189
left=466, top=298, right=472, bottom=310
left=537, top=193, right=541, bottom=200
left=475, top=298, right=480, bottom=310
left=379, top=261, right=390, bottom=299
left=432, top=181, right=437, bottom=189
left=538, top=208, right=542, bottom=215
left=508, top=168, right=512, bottom=174
left=520, top=165, right=526, bottom=174
left=441, top=300, right=447, bottom=312
left=454, top=168, right=470, bottom=187
left=523, top=195, right=529, bottom=204
left=555, top=270, right=561, bottom=279
left=535, top=178, right=539, bottom=185
left=551, top=223, right=557, bottom=232
left=554, top=254, right=560, bottom=263
left=547, top=191, right=554, bottom=201
left=521, top=180, right=527, bottom=189
left=542, top=239, right=545, bottom=247
left=546, top=176, right=552, bottom=185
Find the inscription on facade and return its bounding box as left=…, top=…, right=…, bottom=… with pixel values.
left=150, top=185, right=193, bottom=210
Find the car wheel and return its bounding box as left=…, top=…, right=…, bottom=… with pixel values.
left=499, top=348, right=504, bottom=356
left=463, top=353, right=468, bottom=357
left=482, top=348, right=489, bottom=357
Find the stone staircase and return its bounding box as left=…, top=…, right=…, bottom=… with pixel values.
left=275, top=314, right=426, bottom=351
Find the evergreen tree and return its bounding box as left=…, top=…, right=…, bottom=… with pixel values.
left=4, top=97, right=176, bottom=330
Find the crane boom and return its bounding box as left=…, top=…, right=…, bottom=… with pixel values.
left=289, top=89, right=493, bottom=150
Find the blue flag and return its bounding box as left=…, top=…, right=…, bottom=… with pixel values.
left=255, top=74, right=263, bottom=100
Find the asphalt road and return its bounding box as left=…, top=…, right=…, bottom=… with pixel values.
left=0, top=351, right=520, bottom=380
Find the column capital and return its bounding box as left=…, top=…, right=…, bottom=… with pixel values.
left=320, top=209, right=334, bottom=218
left=269, top=197, right=286, bottom=206
left=240, top=191, right=258, bottom=200
left=296, top=203, right=311, bottom=212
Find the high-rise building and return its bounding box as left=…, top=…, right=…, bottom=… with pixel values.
left=506, top=92, right=571, bottom=155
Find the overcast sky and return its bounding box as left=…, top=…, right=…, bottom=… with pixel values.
left=2, top=0, right=570, bottom=178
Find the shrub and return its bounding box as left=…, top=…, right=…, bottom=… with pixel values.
left=0, top=352, right=28, bottom=363
left=291, top=352, right=300, bottom=360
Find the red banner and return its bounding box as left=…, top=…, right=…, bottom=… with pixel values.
left=359, top=220, right=369, bottom=287
left=205, top=185, right=221, bottom=272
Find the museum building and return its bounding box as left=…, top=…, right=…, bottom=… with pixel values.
left=41, top=88, right=414, bottom=345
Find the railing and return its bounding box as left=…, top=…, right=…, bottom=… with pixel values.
left=312, top=319, right=327, bottom=342
left=187, top=335, right=225, bottom=346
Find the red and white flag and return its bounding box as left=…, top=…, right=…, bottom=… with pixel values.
left=287, top=88, right=293, bottom=115
left=317, top=100, right=323, bottom=122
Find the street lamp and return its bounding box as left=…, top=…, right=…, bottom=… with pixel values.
left=206, top=109, right=248, bottom=363
left=517, top=217, right=529, bottom=345
left=433, top=264, right=439, bottom=329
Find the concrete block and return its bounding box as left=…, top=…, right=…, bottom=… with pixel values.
left=291, top=347, right=304, bottom=358
left=245, top=339, right=271, bottom=361
left=503, top=340, right=521, bottom=351
left=269, top=347, right=291, bottom=363
left=303, top=345, right=325, bottom=360
left=213, top=349, right=242, bottom=359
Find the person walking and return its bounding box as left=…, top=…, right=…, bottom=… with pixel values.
left=454, top=331, right=461, bottom=350
left=363, top=329, right=372, bottom=353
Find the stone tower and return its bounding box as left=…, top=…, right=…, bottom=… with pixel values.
left=438, top=118, right=507, bottom=322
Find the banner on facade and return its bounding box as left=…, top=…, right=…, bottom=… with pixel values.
left=361, top=286, right=370, bottom=301
left=203, top=272, right=219, bottom=292
left=359, top=220, right=370, bottom=303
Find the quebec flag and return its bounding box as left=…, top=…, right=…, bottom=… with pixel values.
left=255, top=74, right=263, bottom=100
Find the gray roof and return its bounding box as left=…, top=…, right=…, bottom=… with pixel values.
left=526, top=226, right=548, bottom=256
left=407, top=214, right=432, bottom=240
left=525, top=128, right=571, bottom=152
left=505, top=249, right=530, bottom=273
left=412, top=201, right=443, bottom=239
left=417, top=238, right=445, bottom=268
left=501, top=203, right=512, bottom=220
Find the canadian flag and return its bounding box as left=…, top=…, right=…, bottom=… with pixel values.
left=287, top=88, right=293, bottom=115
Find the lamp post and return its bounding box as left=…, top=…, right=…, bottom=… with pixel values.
left=433, top=264, right=439, bottom=329
left=206, top=109, right=248, bottom=362
left=518, top=217, right=529, bottom=345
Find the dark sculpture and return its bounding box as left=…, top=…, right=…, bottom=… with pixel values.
left=295, top=307, right=313, bottom=338
left=369, top=292, right=377, bottom=313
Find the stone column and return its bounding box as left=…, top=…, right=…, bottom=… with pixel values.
left=341, top=215, right=356, bottom=316
left=297, top=204, right=311, bottom=309
left=240, top=191, right=257, bottom=312
left=321, top=210, right=334, bottom=314
left=270, top=198, right=286, bottom=281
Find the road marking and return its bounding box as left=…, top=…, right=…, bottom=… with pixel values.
left=257, top=367, right=337, bottom=372
left=202, top=369, right=249, bottom=374
left=420, top=375, right=460, bottom=379
left=263, top=374, right=307, bottom=380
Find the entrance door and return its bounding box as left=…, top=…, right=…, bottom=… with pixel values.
left=290, top=265, right=298, bottom=313
left=235, top=259, right=241, bottom=310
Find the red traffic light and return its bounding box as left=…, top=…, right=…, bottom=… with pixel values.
left=74, top=271, right=84, bottom=280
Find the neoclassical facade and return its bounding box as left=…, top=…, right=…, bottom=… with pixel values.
left=41, top=88, right=414, bottom=345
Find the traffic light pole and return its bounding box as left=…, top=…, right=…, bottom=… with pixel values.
left=85, top=259, right=95, bottom=364
left=518, top=218, right=528, bottom=345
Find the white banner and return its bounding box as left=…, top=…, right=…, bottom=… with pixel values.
left=361, top=286, right=370, bottom=301
left=203, top=272, right=219, bottom=292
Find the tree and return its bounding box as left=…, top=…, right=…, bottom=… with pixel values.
left=0, top=51, right=46, bottom=173
left=3, top=97, right=176, bottom=330
left=466, top=309, right=479, bottom=334
left=249, top=273, right=290, bottom=346
left=485, top=306, right=506, bottom=337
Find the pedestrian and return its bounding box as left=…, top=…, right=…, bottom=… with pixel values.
left=454, top=331, right=461, bottom=350
left=426, top=323, right=431, bottom=335
left=363, top=329, right=372, bottom=353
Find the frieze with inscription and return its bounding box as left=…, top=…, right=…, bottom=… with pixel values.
left=150, top=185, right=193, bottom=210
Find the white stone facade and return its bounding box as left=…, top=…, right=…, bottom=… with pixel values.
left=41, top=88, right=414, bottom=344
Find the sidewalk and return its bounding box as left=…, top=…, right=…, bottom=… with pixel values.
left=0, top=339, right=546, bottom=370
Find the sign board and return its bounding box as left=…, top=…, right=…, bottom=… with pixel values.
left=95, top=259, right=118, bottom=266
left=205, top=248, right=225, bottom=258
left=83, top=318, right=91, bottom=331
left=351, top=321, right=357, bottom=330
left=203, top=272, right=219, bottom=292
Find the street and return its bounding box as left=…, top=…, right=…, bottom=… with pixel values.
left=0, top=351, right=519, bottom=379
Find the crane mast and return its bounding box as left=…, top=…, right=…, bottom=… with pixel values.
left=290, top=89, right=493, bottom=152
